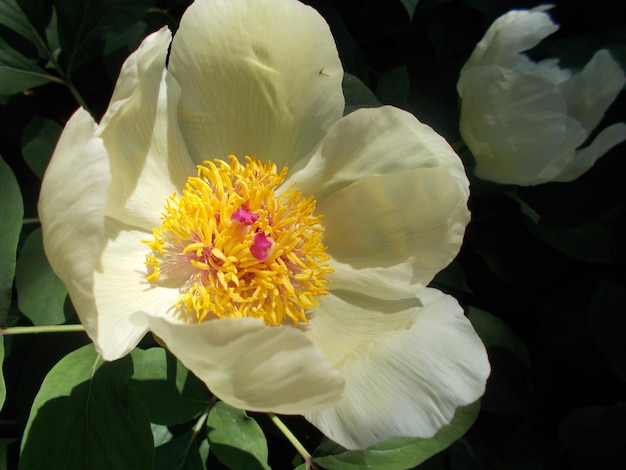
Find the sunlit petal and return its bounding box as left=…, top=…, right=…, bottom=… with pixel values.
left=168, top=0, right=344, bottom=167
left=305, top=289, right=490, bottom=450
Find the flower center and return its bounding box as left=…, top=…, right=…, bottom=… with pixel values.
left=142, top=156, right=332, bottom=326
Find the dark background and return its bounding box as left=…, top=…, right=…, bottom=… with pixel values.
left=1, top=0, right=625, bottom=468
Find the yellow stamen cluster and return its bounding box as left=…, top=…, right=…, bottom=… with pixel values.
left=143, top=156, right=332, bottom=326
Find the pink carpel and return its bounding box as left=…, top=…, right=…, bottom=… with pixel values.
left=250, top=232, right=274, bottom=262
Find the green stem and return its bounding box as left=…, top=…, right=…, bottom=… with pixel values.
left=64, top=78, right=93, bottom=116
left=268, top=413, right=313, bottom=468
left=22, top=217, right=40, bottom=225
left=0, top=324, right=85, bottom=335
left=24, top=13, right=94, bottom=117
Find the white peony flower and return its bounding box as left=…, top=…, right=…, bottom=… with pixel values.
left=457, top=5, right=626, bottom=186
left=38, top=0, right=489, bottom=450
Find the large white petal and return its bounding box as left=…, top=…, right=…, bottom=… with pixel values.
left=320, top=166, right=469, bottom=299
left=134, top=315, right=344, bottom=414
left=305, top=289, right=490, bottom=450
left=168, top=0, right=344, bottom=168
left=558, top=49, right=626, bottom=133
left=39, top=108, right=110, bottom=345
left=92, top=219, right=180, bottom=360
left=98, top=27, right=196, bottom=231
left=284, top=106, right=469, bottom=202
left=463, top=5, right=557, bottom=70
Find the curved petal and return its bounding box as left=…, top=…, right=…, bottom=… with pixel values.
left=168, top=0, right=344, bottom=168
left=558, top=49, right=625, bottom=133
left=459, top=65, right=573, bottom=185
left=463, top=5, right=558, bottom=70
left=305, top=289, right=490, bottom=450
left=38, top=108, right=110, bottom=347
left=320, top=166, right=469, bottom=299
left=284, top=106, right=469, bottom=202
left=554, top=123, right=626, bottom=182
left=133, top=315, right=344, bottom=414
left=92, top=219, right=180, bottom=360
left=98, top=27, right=196, bottom=231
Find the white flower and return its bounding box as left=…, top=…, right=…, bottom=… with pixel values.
left=457, top=5, right=626, bottom=186
left=38, top=0, right=489, bottom=450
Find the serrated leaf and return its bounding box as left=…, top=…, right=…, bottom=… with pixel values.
left=0, top=155, right=23, bottom=324
left=20, top=344, right=154, bottom=470
left=21, top=115, right=62, bottom=179
left=15, top=227, right=68, bottom=325
left=206, top=401, right=270, bottom=470
left=313, top=401, right=480, bottom=470
left=0, top=37, right=58, bottom=95
left=53, top=0, right=151, bottom=74
left=130, top=347, right=210, bottom=425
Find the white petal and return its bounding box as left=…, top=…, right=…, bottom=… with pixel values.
left=463, top=6, right=558, bottom=70
left=168, top=0, right=344, bottom=168
left=284, top=106, right=469, bottom=202
left=459, top=65, right=572, bottom=185
left=320, top=167, right=469, bottom=299
left=98, top=27, right=196, bottom=231
left=91, top=219, right=180, bottom=360
left=38, top=108, right=110, bottom=345
left=559, top=49, right=626, bottom=133
left=553, top=123, right=626, bottom=182
left=133, top=315, right=344, bottom=414
left=305, top=289, right=490, bottom=450
left=535, top=115, right=586, bottom=182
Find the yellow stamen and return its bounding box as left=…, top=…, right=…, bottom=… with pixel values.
left=142, top=156, right=332, bottom=326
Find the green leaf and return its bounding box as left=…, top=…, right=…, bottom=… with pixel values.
left=468, top=307, right=529, bottom=365
left=431, top=261, right=473, bottom=296
left=53, top=0, right=151, bottom=74
left=0, top=338, right=6, bottom=410
left=588, top=282, right=626, bottom=382
left=15, top=227, right=68, bottom=325
left=0, top=155, right=23, bottom=324
left=1, top=438, right=16, bottom=470
left=525, top=205, right=626, bottom=264
left=0, top=0, right=48, bottom=56
left=130, top=347, right=210, bottom=425
left=399, top=0, right=420, bottom=19
left=376, top=65, right=410, bottom=107
left=20, top=344, right=154, bottom=470
left=313, top=401, right=481, bottom=470
left=468, top=308, right=531, bottom=415
left=21, top=115, right=62, bottom=179
left=342, top=73, right=380, bottom=115
left=0, top=37, right=58, bottom=95
left=559, top=404, right=626, bottom=456
left=206, top=401, right=270, bottom=470
left=154, top=431, right=206, bottom=470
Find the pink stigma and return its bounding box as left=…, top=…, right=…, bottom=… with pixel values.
left=231, top=206, right=259, bottom=225
left=250, top=232, right=273, bottom=261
